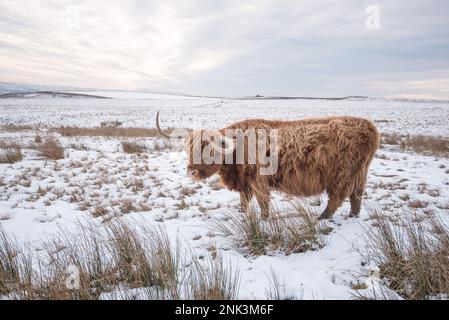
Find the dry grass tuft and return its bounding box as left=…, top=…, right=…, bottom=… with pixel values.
left=213, top=199, right=327, bottom=255
left=57, top=126, right=159, bottom=138
left=92, top=206, right=109, bottom=217
left=381, top=133, right=449, bottom=157
left=0, top=125, right=33, bottom=132
left=185, top=257, right=240, bottom=300
left=104, top=222, right=178, bottom=294
left=111, top=199, right=142, bottom=214
left=362, top=209, right=449, bottom=299
left=0, top=141, right=23, bottom=163
left=38, top=137, right=64, bottom=160
left=407, top=200, right=428, bottom=209
left=0, top=221, right=240, bottom=300
left=381, top=133, right=405, bottom=147
left=34, top=134, right=42, bottom=144
left=180, top=186, right=196, bottom=196
left=406, top=135, right=449, bottom=155
left=0, top=226, right=33, bottom=295
left=121, top=141, right=147, bottom=154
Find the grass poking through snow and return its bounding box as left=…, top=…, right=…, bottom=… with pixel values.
left=381, top=133, right=449, bottom=157
left=362, top=208, right=449, bottom=300
left=212, top=199, right=328, bottom=256
left=0, top=141, right=22, bottom=164
left=121, top=141, right=147, bottom=154
left=0, top=220, right=240, bottom=300
left=38, top=137, right=64, bottom=160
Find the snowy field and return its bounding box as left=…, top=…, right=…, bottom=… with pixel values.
left=1, top=92, right=449, bottom=137
left=0, top=92, right=448, bottom=299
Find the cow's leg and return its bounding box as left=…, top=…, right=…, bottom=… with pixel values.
left=319, top=193, right=344, bottom=220
left=239, top=190, right=253, bottom=213
left=349, top=189, right=363, bottom=218
left=255, top=190, right=270, bottom=219
left=349, top=172, right=367, bottom=218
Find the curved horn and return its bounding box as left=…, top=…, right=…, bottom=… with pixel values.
left=156, top=110, right=170, bottom=139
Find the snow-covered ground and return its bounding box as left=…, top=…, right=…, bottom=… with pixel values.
left=0, top=93, right=448, bottom=299
left=1, top=94, right=448, bottom=137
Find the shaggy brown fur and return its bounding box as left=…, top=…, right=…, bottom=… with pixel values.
left=185, top=116, right=379, bottom=219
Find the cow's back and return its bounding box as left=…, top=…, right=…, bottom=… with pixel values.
left=274, top=116, right=379, bottom=196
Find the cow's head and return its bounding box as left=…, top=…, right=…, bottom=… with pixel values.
left=156, top=111, right=235, bottom=181
left=184, top=129, right=235, bottom=180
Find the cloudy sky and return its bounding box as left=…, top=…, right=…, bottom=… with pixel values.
left=1, top=0, right=449, bottom=98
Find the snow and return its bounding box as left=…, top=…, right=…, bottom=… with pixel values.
left=0, top=92, right=448, bottom=299
left=1, top=93, right=448, bottom=137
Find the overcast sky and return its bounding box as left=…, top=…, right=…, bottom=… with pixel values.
left=1, top=0, right=449, bottom=98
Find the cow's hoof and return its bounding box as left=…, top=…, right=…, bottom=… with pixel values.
left=348, top=211, right=360, bottom=218
left=318, top=212, right=331, bottom=220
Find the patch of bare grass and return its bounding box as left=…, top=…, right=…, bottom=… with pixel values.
left=213, top=199, right=327, bottom=255
left=180, top=186, right=196, bottom=196
left=417, top=184, right=440, bottom=197
left=176, top=198, right=190, bottom=211
left=105, top=222, right=177, bottom=294
left=406, top=135, right=449, bottom=156
left=34, top=134, right=42, bottom=144
left=0, top=221, right=240, bottom=300
left=0, top=141, right=22, bottom=163
left=399, top=193, right=410, bottom=201
left=121, top=141, right=147, bottom=154
left=371, top=181, right=407, bottom=191
left=0, top=125, right=33, bottom=132
left=362, top=209, right=449, bottom=299
left=38, top=137, right=64, bottom=160
left=185, top=257, right=240, bottom=300
left=381, top=133, right=449, bottom=157
left=92, top=206, right=109, bottom=217
left=407, top=200, right=428, bottom=209
left=57, top=126, right=159, bottom=138
left=124, top=178, right=144, bottom=192
left=115, top=199, right=136, bottom=214
left=0, top=226, right=33, bottom=296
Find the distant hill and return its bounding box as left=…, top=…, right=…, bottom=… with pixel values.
left=0, top=82, right=188, bottom=98
left=238, top=95, right=370, bottom=100
left=0, top=82, right=92, bottom=95
left=0, top=91, right=110, bottom=99
left=1, top=82, right=446, bottom=103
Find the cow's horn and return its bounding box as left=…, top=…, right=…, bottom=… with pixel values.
left=156, top=110, right=170, bottom=139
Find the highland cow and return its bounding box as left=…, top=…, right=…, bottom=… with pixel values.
left=156, top=112, right=379, bottom=220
